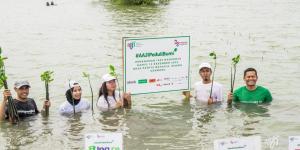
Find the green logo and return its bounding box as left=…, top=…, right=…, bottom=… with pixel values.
left=138, top=79, right=147, bottom=84
left=88, top=146, right=96, bottom=150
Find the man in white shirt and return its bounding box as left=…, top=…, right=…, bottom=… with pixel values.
left=184, top=62, right=223, bottom=104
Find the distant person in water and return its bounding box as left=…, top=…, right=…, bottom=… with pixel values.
left=227, top=68, right=272, bottom=104
left=59, top=81, right=90, bottom=115
left=46, top=1, right=56, bottom=6
left=183, top=62, right=223, bottom=104
left=0, top=81, right=51, bottom=121
left=96, top=74, right=131, bottom=112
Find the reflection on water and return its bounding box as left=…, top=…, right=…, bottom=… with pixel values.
left=0, top=117, right=39, bottom=150
left=40, top=116, right=53, bottom=138
left=234, top=103, right=271, bottom=117
left=98, top=109, right=128, bottom=132
left=64, top=114, right=86, bottom=149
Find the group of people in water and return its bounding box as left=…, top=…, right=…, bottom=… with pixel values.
left=0, top=62, right=272, bottom=122
left=184, top=62, right=272, bottom=104
left=0, top=73, right=132, bottom=121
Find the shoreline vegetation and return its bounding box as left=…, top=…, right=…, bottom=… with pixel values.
left=111, top=0, right=170, bottom=5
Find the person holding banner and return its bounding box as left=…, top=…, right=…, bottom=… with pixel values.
left=59, top=80, right=90, bottom=115
left=184, top=63, right=223, bottom=104
left=227, top=68, right=272, bottom=104
left=96, top=74, right=131, bottom=112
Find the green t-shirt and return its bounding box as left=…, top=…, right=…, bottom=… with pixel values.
left=233, top=86, right=272, bottom=104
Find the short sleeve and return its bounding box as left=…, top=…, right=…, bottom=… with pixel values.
left=193, top=87, right=197, bottom=99
left=217, top=84, right=223, bottom=102
left=193, top=82, right=199, bottom=99
left=30, top=99, right=39, bottom=114
left=96, top=96, right=109, bottom=112
left=264, top=89, right=273, bottom=102
left=233, top=90, right=239, bottom=102
left=59, top=102, right=70, bottom=115
left=4, top=106, right=8, bottom=119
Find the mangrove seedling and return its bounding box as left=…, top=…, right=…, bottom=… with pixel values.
left=209, top=51, right=217, bottom=99
left=0, top=47, right=19, bottom=123
left=40, top=70, right=54, bottom=116
left=68, top=79, right=76, bottom=115
left=82, top=72, right=94, bottom=114
left=230, top=55, right=240, bottom=93
left=108, top=65, right=125, bottom=106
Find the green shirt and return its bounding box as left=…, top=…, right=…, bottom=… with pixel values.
left=233, top=86, right=272, bottom=104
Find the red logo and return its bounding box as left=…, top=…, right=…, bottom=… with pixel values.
left=149, top=79, right=156, bottom=83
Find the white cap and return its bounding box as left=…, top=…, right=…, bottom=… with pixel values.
left=198, top=62, right=212, bottom=70
left=66, top=80, right=80, bottom=91
left=102, top=74, right=116, bottom=82
left=14, top=80, right=31, bottom=89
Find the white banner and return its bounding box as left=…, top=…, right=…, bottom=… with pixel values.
left=289, top=136, right=300, bottom=150
left=123, top=36, right=190, bottom=95
left=214, top=136, right=261, bottom=150
left=85, top=133, right=123, bottom=150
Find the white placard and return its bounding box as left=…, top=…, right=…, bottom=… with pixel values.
left=123, top=36, right=190, bottom=95
left=289, top=136, right=300, bottom=150
left=85, top=133, right=123, bottom=150
left=214, top=136, right=261, bottom=150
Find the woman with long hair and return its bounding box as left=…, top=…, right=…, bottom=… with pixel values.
left=96, top=74, right=131, bottom=112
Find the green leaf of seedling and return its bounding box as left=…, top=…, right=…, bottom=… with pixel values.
left=82, top=72, right=90, bottom=78
left=174, top=48, right=177, bottom=52
left=0, top=75, right=7, bottom=90
left=0, top=49, right=8, bottom=88
left=209, top=51, right=217, bottom=59
left=109, top=71, right=117, bottom=77
left=41, top=71, right=54, bottom=83
left=109, top=65, right=117, bottom=77
left=0, top=56, right=8, bottom=66
left=109, top=64, right=115, bottom=72
left=232, top=54, right=240, bottom=65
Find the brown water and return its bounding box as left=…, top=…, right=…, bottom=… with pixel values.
left=0, top=0, right=300, bottom=149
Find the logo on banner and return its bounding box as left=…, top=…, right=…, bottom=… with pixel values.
left=127, top=41, right=142, bottom=50
left=85, top=133, right=123, bottom=150
left=88, top=146, right=120, bottom=150
left=149, top=79, right=156, bottom=83
left=127, top=80, right=136, bottom=84
left=174, top=39, right=188, bottom=47
left=138, top=79, right=147, bottom=84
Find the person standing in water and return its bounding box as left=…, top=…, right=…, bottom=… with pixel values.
left=227, top=67, right=272, bottom=104
left=184, top=62, right=223, bottom=104
left=59, top=80, right=90, bottom=115
left=96, top=74, right=131, bottom=112
left=0, top=81, right=51, bottom=121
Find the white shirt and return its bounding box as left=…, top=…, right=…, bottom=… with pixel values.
left=194, top=81, right=223, bottom=103
left=96, top=91, right=121, bottom=112
left=59, top=99, right=90, bottom=115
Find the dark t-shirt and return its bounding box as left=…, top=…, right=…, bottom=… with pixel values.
left=5, top=98, right=39, bottom=119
